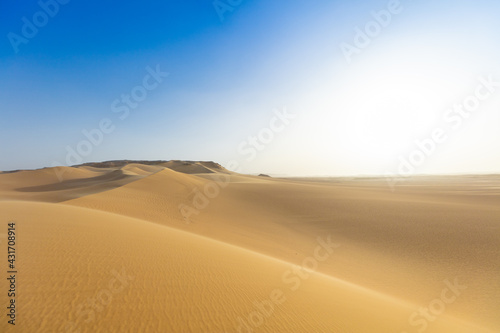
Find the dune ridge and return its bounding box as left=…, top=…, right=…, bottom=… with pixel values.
left=0, top=161, right=498, bottom=332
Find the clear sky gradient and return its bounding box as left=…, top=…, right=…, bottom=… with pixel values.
left=1, top=0, right=499, bottom=176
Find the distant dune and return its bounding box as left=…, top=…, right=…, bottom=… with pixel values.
left=0, top=161, right=499, bottom=332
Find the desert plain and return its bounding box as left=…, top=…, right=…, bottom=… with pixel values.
left=0, top=160, right=499, bottom=332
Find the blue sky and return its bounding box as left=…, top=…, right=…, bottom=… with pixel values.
left=1, top=0, right=499, bottom=176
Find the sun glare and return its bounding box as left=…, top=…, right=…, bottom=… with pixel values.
left=327, top=50, right=469, bottom=168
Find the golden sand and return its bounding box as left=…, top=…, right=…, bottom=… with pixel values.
left=0, top=162, right=498, bottom=332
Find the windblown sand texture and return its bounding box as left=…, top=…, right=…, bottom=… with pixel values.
left=1, top=161, right=499, bottom=332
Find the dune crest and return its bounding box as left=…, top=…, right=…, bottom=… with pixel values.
left=1, top=161, right=499, bottom=332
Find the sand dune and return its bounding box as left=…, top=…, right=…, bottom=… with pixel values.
left=0, top=164, right=164, bottom=203
left=0, top=162, right=499, bottom=332
left=161, top=160, right=231, bottom=174
left=0, top=201, right=491, bottom=333
left=120, top=163, right=166, bottom=175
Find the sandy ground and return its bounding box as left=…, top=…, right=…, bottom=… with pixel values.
left=0, top=161, right=498, bottom=332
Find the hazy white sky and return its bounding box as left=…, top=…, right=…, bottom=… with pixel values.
left=1, top=0, right=499, bottom=176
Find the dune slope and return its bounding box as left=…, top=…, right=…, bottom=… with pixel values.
left=0, top=201, right=491, bottom=333
left=0, top=163, right=498, bottom=332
